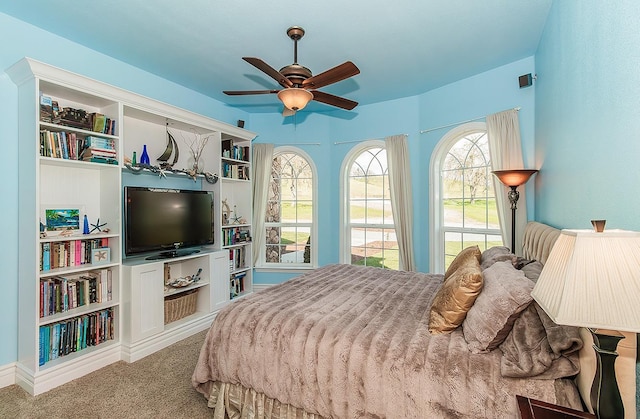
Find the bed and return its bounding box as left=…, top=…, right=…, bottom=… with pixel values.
left=192, top=222, right=586, bottom=418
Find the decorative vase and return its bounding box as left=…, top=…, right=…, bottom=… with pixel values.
left=132, top=151, right=137, bottom=165
left=140, top=145, right=150, bottom=165
left=83, top=214, right=90, bottom=234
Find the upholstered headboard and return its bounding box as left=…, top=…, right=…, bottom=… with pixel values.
left=521, top=221, right=561, bottom=264
left=521, top=221, right=637, bottom=418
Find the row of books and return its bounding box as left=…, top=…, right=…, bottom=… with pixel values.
left=39, top=268, right=113, bottom=318
left=38, top=308, right=115, bottom=366
left=89, top=113, right=116, bottom=135
left=41, top=238, right=108, bottom=272
left=40, top=95, right=117, bottom=135
left=229, top=247, right=247, bottom=272
left=221, top=162, right=250, bottom=180
left=221, top=140, right=250, bottom=162
left=40, top=130, right=118, bottom=165
left=230, top=272, right=246, bottom=299
left=79, top=136, right=118, bottom=165
left=222, top=227, right=251, bottom=247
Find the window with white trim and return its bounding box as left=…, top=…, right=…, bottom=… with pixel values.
left=264, top=148, right=316, bottom=267
left=342, top=141, right=399, bottom=269
left=430, top=123, right=503, bottom=272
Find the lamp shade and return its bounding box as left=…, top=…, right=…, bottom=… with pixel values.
left=492, top=169, right=538, bottom=187
left=277, top=88, right=313, bottom=111
left=531, top=229, right=640, bottom=333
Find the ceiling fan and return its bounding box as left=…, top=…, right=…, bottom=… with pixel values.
left=223, top=26, right=360, bottom=116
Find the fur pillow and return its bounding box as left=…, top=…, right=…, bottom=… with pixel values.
left=429, top=256, right=483, bottom=334
left=480, top=246, right=513, bottom=270
left=520, top=260, right=544, bottom=282
left=444, top=245, right=481, bottom=280
left=462, top=261, right=535, bottom=353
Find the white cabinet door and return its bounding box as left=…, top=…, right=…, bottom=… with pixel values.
left=125, top=262, right=164, bottom=342
left=210, top=250, right=230, bottom=312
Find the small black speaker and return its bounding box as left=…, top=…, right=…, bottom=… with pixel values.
left=518, top=74, right=533, bottom=89
left=237, top=120, right=245, bottom=128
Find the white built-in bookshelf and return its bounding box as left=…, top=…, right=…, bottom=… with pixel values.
left=7, top=57, right=255, bottom=395
left=220, top=137, right=253, bottom=300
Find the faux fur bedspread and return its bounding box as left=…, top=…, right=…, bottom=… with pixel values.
left=193, top=264, right=582, bottom=418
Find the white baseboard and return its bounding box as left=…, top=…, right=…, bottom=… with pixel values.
left=16, top=343, right=121, bottom=395
left=0, top=363, right=16, bottom=389
left=121, top=312, right=216, bottom=363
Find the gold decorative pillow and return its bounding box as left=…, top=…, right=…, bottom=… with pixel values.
left=444, top=245, right=482, bottom=280
left=429, top=257, right=483, bottom=334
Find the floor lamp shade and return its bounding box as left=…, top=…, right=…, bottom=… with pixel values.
left=492, top=169, right=538, bottom=251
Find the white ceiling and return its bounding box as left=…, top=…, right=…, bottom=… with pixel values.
left=0, top=0, right=552, bottom=114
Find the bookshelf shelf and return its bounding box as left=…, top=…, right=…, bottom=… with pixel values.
left=40, top=232, right=119, bottom=244
left=163, top=280, right=209, bottom=297
left=39, top=300, right=119, bottom=326
left=38, top=339, right=120, bottom=372
left=8, top=56, right=255, bottom=395
left=39, top=262, right=119, bottom=277
left=39, top=121, right=119, bottom=139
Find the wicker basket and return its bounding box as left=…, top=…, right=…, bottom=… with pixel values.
left=164, top=289, right=198, bottom=324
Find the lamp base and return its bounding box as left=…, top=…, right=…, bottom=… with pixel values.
left=589, top=329, right=624, bottom=419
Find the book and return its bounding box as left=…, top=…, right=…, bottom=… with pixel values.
left=40, top=95, right=53, bottom=123
left=82, top=156, right=119, bottom=165
left=91, top=113, right=107, bottom=133
left=42, top=243, right=50, bottom=271
left=84, top=136, right=115, bottom=149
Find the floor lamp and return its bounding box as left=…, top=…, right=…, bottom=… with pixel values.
left=492, top=169, right=538, bottom=252
left=531, top=226, right=640, bottom=419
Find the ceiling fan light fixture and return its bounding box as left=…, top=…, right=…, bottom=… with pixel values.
left=278, top=88, right=313, bottom=111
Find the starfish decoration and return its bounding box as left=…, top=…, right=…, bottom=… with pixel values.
left=93, top=249, right=108, bottom=262
left=158, top=167, right=167, bottom=178
left=90, top=218, right=107, bottom=233
left=230, top=205, right=242, bottom=224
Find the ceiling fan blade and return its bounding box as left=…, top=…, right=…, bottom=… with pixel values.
left=311, top=90, right=358, bottom=110
left=243, top=57, right=293, bottom=88
left=223, top=89, right=280, bottom=95
left=302, top=61, right=360, bottom=90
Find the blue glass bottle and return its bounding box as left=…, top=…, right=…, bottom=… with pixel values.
left=140, top=144, right=150, bottom=165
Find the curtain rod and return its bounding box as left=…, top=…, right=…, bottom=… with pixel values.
left=419, top=107, right=520, bottom=134
left=334, top=133, right=408, bottom=145
left=276, top=142, right=321, bottom=146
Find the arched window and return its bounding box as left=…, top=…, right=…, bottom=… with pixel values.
left=341, top=141, right=398, bottom=269
left=430, top=123, right=503, bottom=272
left=264, top=147, right=317, bottom=268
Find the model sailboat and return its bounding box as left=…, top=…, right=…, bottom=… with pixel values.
left=157, top=123, right=179, bottom=169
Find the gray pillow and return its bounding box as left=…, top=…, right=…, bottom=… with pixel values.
left=462, top=261, right=535, bottom=353
left=520, top=260, right=544, bottom=282
left=480, top=246, right=513, bottom=270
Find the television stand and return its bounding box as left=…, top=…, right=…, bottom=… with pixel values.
left=146, top=249, right=201, bottom=260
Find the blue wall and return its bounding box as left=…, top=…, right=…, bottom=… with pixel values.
left=251, top=57, right=536, bottom=285
left=0, top=13, right=251, bottom=366
left=534, top=0, right=640, bottom=410
left=535, top=1, right=640, bottom=230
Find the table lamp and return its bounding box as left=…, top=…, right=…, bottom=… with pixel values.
left=492, top=169, right=538, bottom=252
left=531, top=222, right=640, bottom=419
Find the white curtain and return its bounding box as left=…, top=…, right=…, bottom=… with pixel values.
left=385, top=134, right=416, bottom=271
left=251, top=143, right=274, bottom=266
left=487, top=109, right=529, bottom=256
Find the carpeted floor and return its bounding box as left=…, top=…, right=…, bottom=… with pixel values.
left=0, top=330, right=212, bottom=419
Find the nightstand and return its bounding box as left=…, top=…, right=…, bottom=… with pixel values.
left=517, top=395, right=595, bottom=419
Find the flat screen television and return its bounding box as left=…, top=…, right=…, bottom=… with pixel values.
left=124, top=186, right=214, bottom=260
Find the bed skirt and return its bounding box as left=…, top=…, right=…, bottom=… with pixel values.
left=202, top=381, right=325, bottom=419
